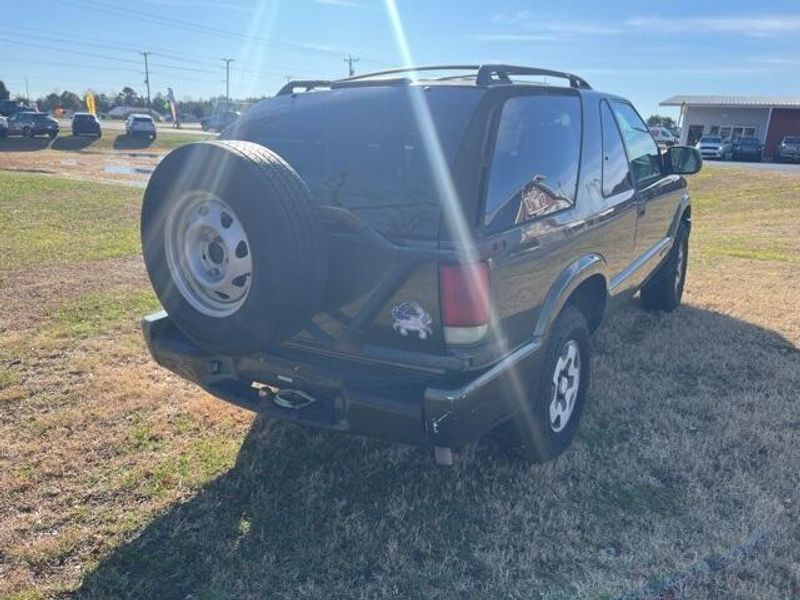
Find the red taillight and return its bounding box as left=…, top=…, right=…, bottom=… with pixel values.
left=440, top=262, right=490, bottom=344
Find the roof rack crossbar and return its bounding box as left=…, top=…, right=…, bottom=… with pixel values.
left=476, top=65, right=592, bottom=89
left=276, top=80, right=332, bottom=96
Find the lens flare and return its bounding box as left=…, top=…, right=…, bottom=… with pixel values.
left=383, top=0, right=547, bottom=454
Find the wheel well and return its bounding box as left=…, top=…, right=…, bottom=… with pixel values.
left=568, top=274, right=607, bottom=333
left=681, top=206, right=691, bottom=232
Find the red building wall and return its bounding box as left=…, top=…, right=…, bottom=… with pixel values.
left=765, top=109, right=800, bottom=157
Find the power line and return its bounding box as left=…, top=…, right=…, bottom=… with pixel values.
left=0, top=28, right=320, bottom=79
left=58, top=0, right=393, bottom=66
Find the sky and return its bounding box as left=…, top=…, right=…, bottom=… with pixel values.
left=2, top=0, right=800, bottom=118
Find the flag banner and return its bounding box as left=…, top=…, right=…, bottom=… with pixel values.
left=85, top=91, right=96, bottom=115
left=166, top=87, right=178, bottom=124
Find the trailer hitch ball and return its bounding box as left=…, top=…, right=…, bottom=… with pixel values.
left=434, top=446, right=453, bottom=467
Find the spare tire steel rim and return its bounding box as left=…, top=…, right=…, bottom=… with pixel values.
left=164, top=192, right=252, bottom=317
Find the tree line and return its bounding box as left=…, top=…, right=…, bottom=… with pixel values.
left=0, top=80, right=263, bottom=118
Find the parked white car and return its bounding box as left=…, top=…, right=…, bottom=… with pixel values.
left=125, top=114, right=157, bottom=139
left=649, top=126, right=678, bottom=148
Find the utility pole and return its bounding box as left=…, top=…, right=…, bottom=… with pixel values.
left=24, top=77, right=30, bottom=104
left=141, top=52, right=152, bottom=115
left=222, top=58, right=234, bottom=110
left=344, top=54, right=359, bottom=77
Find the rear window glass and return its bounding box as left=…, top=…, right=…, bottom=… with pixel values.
left=783, top=136, right=800, bottom=144
left=236, top=86, right=482, bottom=239
left=133, top=117, right=153, bottom=123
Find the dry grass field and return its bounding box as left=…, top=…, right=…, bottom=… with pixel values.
left=0, top=166, right=799, bottom=599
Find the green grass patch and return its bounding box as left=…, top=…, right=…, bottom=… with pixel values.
left=0, top=367, right=20, bottom=389
left=0, top=172, right=141, bottom=268
left=51, top=288, right=160, bottom=337
left=688, top=166, right=800, bottom=266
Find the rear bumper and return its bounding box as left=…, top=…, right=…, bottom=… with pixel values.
left=143, top=312, right=542, bottom=448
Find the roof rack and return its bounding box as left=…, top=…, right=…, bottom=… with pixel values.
left=276, top=80, right=331, bottom=96
left=476, top=65, right=591, bottom=89
left=276, top=65, right=591, bottom=95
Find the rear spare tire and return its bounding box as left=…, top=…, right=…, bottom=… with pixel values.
left=141, top=140, right=327, bottom=355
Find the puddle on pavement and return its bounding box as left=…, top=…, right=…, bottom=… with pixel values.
left=103, top=165, right=154, bottom=175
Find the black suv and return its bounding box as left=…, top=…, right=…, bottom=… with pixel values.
left=140, top=65, right=701, bottom=464
left=71, top=112, right=102, bottom=137
left=731, top=136, right=763, bottom=161
left=0, top=100, right=32, bottom=117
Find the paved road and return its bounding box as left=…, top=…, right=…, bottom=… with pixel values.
left=705, top=159, right=800, bottom=174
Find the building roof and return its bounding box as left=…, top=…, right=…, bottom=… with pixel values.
left=660, top=95, right=800, bottom=109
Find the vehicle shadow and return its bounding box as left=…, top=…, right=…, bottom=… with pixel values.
left=113, top=133, right=155, bottom=150
left=0, top=136, right=52, bottom=152
left=75, top=304, right=799, bottom=599
left=50, top=135, right=99, bottom=152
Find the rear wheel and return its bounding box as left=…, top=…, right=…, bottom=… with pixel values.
left=641, top=222, right=689, bottom=311
left=495, top=305, right=591, bottom=462
left=141, top=140, right=327, bottom=355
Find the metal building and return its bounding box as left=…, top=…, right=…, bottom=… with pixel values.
left=660, top=95, right=800, bottom=159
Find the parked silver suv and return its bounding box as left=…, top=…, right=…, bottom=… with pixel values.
left=125, top=114, right=157, bottom=139
left=775, top=135, right=800, bottom=163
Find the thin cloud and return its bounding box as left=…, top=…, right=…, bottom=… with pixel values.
left=314, top=0, right=373, bottom=8
left=488, top=11, right=800, bottom=39
left=580, top=66, right=780, bottom=76
left=489, top=11, right=621, bottom=35
left=627, top=15, right=800, bottom=36
left=471, top=33, right=574, bottom=43
left=297, top=42, right=341, bottom=53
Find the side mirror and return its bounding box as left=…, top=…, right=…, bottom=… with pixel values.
left=664, top=145, right=702, bottom=175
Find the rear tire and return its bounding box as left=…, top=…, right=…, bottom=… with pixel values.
left=640, top=222, right=689, bottom=311
left=495, top=305, right=591, bottom=462
left=141, top=140, right=327, bottom=355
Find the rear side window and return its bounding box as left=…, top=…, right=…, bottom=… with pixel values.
left=484, top=94, right=581, bottom=230
left=600, top=101, right=632, bottom=197
left=611, top=102, right=661, bottom=185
